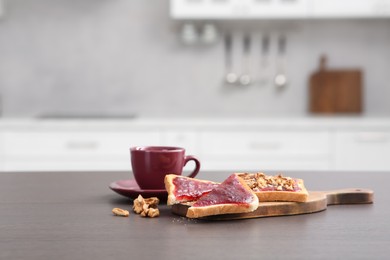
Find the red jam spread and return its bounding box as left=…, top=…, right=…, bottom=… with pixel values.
left=193, top=174, right=254, bottom=207
left=173, top=176, right=219, bottom=201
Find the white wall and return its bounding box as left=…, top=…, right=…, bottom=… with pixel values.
left=0, top=0, right=389, bottom=117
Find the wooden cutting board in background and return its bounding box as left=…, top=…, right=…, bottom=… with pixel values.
left=309, top=56, right=363, bottom=114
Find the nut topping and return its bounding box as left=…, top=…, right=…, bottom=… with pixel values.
left=238, top=172, right=298, bottom=192
left=112, top=208, right=130, bottom=217
left=133, top=195, right=160, bottom=218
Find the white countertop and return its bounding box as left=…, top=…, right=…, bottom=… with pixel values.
left=0, top=116, right=390, bottom=131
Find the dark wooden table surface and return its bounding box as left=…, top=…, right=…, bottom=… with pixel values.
left=0, top=170, right=388, bottom=260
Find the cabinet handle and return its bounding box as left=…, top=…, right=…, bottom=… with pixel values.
left=280, top=0, right=298, bottom=3
left=254, top=0, right=272, bottom=3
left=355, top=133, right=388, bottom=143
left=248, top=141, right=281, bottom=150
left=65, top=141, right=99, bottom=150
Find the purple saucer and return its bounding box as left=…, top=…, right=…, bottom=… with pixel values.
left=109, top=179, right=168, bottom=201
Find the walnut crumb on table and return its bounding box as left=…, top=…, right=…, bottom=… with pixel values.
left=112, top=208, right=130, bottom=217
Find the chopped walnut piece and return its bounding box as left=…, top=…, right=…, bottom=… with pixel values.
left=238, top=172, right=300, bottom=192
left=147, top=208, right=160, bottom=218
left=112, top=208, right=129, bottom=217
left=133, top=195, right=144, bottom=214
left=132, top=194, right=160, bottom=218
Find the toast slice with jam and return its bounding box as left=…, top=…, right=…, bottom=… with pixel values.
left=164, top=174, right=219, bottom=206
left=186, top=173, right=259, bottom=218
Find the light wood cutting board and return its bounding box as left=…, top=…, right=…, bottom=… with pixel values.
left=171, top=188, right=373, bottom=220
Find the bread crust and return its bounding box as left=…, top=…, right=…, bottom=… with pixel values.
left=164, top=174, right=179, bottom=206
left=164, top=174, right=219, bottom=206
left=186, top=174, right=259, bottom=218
left=186, top=202, right=257, bottom=218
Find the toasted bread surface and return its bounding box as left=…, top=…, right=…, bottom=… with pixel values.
left=186, top=174, right=259, bottom=218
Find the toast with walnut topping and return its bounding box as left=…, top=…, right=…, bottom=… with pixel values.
left=237, top=172, right=308, bottom=202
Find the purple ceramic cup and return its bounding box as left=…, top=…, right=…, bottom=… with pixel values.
left=130, top=146, right=201, bottom=190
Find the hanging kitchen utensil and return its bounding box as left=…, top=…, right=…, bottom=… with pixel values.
left=224, top=33, right=238, bottom=85
left=239, top=34, right=252, bottom=86
left=274, top=35, right=288, bottom=90
left=259, top=34, right=270, bottom=87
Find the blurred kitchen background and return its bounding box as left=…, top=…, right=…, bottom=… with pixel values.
left=0, top=0, right=389, bottom=173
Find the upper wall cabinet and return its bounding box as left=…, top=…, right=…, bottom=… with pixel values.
left=170, top=0, right=390, bottom=19
left=311, top=0, right=390, bottom=18
left=170, top=0, right=309, bottom=19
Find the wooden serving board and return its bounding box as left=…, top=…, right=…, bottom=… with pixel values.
left=171, top=188, right=373, bottom=220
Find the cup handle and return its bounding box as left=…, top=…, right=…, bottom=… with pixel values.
left=183, top=155, right=201, bottom=178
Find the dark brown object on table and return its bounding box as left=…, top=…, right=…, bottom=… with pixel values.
left=172, top=188, right=373, bottom=220
left=309, top=56, right=363, bottom=114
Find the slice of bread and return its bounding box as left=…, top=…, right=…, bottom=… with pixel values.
left=237, top=172, right=308, bottom=202
left=186, top=173, right=259, bottom=218
left=164, top=174, right=219, bottom=205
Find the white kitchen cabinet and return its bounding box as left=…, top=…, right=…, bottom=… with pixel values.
left=199, top=130, right=331, bottom=171
left=171, top=0, right=309, bottom=19
left=3, top=130, right=161, bottom=171
left=171, top=0, right=238, bottom=19
left=1, top=118, right=390, bottom=172
left=333, top=131, right=390, bottom=171
left=311, top=0, right=390, bottom=18
left=160, top=130, right=200, bottom=155
left=249, top=0, right=309, bottom=19
left=170, top=0, right=390, bottom=19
